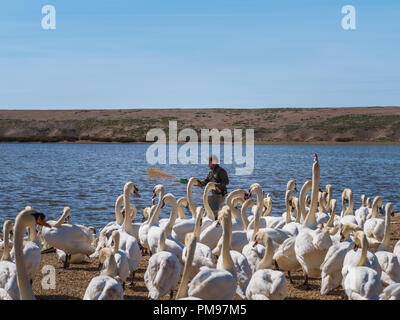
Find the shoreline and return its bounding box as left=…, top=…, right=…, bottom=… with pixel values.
left=1, top=140, right=400, bottom=145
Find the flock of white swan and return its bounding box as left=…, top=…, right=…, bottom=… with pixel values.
left=1, top=158, right=400, bottom=300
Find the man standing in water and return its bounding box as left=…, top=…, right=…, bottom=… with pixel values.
left=197, top=155, right=229, bottom=219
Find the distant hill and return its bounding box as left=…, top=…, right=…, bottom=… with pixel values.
left=0, top=107, right=399, bottom=144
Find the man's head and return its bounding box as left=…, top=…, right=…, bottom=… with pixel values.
left=208, top=154, right=219, bottom=169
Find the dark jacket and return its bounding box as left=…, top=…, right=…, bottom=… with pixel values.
left=201, top=165, right=229, bottom=196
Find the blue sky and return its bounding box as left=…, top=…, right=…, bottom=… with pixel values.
left=0, top=0, right=399, bottom=109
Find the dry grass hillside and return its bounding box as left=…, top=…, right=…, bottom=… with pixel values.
left=0, top=107, right=400, bottom=144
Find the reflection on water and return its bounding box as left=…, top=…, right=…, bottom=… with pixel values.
left=0, top=143, right=399, bottom=231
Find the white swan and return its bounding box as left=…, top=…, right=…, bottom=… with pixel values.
left=118, top=181, right=142, bottom=283
left=246, top=231, right=288, bottom=300
left=182, top=207, right=214, bottom=279
left=99, top=194, right=125, bottom=239
left=10, top=223, right=41, bottom=282
left=175, top=233, right=202, bottom=300
left=57, top=226, right=96, bottom=264
left=281, top=193, right=302, bottom=236
left=83, top=247, right=123, bottom=300
left=342, top=230, right=382, bottom=286
left=354, top=194, right=369, bottom=228
left=148, top=193, right=184, bottom=263
left=319, top=220, right=360, bottom=295
left=92, top=195, right=125, bottom=258
left=139, top=184, right=164, bottom=253
left=0, top=220, right=19, bottom=300
left=41, top=206, right=95, bottom=268
left=274, top=197, right=304, bottom=284
left=263, top=190, right=293, bottom=229
left=374, top=203, right=400, bottom=285
left=342, top=230, right=382, bottom=300
left=340, top=188, right=359, bottom=226
left=39, top=206, right=70, bottom=251
left=363, top=196, right=385, bottom=250
left=216, top=209, right=252, bottom=299
left=295, top=159, right=333, bottom=287
left=171, top=197, right=194, bottom=243
left=200, top=182, right=218, bottom=232
left=103, top=230, right=130, bottom=286
left=213, top=198, right=255, bottom=256
left=243, top=183, right=290, bottom=273
left=187, top=208, right=238, bottom=300
left=144, top=226, right=182, bottom=299
left=199, top=189, right=245, bottom=250
left=1, top=208, right=50, bottom=300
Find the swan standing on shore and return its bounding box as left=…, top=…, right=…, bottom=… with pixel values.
left=182, top=207, right=214, bottom=279
left=148, top=193, right=184, bottom=263
left=340, top=188, right=358, bottom=226
left=2, top=209, right=50, bottom=300
left=295, top=158, right=332, bottom=287
left=342, top=231, right=382, bottom=286
left=83, top=247, right=123, bottom=300
left=139, top=184, right=164, bottom=254
left=320, top=218, right=360, bottom=295
left=355, top=194, right=369, bottom=228
left=374, top=203, right=400, bottom=285
left=216, top=208, right=252, bottom=299
left=105, top=230, right=130, bottom=287
left=119, top=181, right=142, bottom=284
left=144, top=227, right=182, bottom=299
left=342, top=231, right=382, bottom=300
left=187, top=208, right=238, bottom=300
left=363, top=196, right=385, bottom=249
left=41, top=207, right=95, bottom=268
left=213, top=198, right=256, bottom=255
left=176, top=233, right=202, bottom=300
left=200, top=189, right=245, bottom=250
left=0, top=220, right=19, bottom=300
left=246, top=231, right=288, bottom=300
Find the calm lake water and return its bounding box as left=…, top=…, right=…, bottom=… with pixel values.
left=0, top=143, right=399, bottom=231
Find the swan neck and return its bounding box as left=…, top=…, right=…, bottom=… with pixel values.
left=176, top=240, right=196, bottom=299
left=103, top=251, right=117, bottom=277
left=177, top=204, right=187, bottom=220
left=54, top=209, right=70, bottom=227
left=252, top=190, right=263, bottom=239
left=299, top=180, right=311, bottom=221
left=379, top=207, right=391, bottom=251
left=158, top=229, right=167, bottom=252
left=194, top=210, right=202, bottom=239
left=123, top=186, right=132, bottom=230
left=2, top=222, right=12, bottom=261
left=221, top=215, right=235, bottom=273
left=257, top=237, right=273, bottom=270
left=304, top=163, right=319, bottom=228
left=203, top=185, right=215, bottom=219
left=149, top=189, right=164, bottom=225
left=372, top=198, right=381, bottom=218
left=241, top=203, right=250, bottom=230
left=345, top=192, right=354, bottom=216
left=285, top=191, right=292, bottom=224
left=115, top=195, right=124, bottom=225
left=165, top=202, right=178, bottom=236
left=357, top=236, right=368, bottom=267
left=326, top=202, right=336, bottom=227
left=263, top=199, right=272, bottom=217
left=112, top=233, right=120, bottom=255
left=14, top=213, right=36, bottom=300
left=187, top=179, right=197, bottom=218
